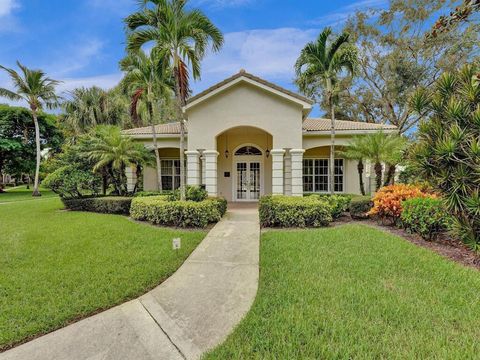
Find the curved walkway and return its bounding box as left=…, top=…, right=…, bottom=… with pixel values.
left=1, top=206, right=259, bottom=360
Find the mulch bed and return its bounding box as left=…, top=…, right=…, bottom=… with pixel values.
left=341, top=217, right=480, bottom=271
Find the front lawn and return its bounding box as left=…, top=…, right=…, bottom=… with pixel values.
left=206, top=225, right=480, bottom=359
left=0, top=196, right=206, bottom=350
left=0, top=186, right=56, bottom=203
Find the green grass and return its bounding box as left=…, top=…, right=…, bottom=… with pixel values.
left=0, top=186, right=56, bottom=203
left=206, top=225, right=480, bottom=359
left=0, top=196, right=206, bottom=350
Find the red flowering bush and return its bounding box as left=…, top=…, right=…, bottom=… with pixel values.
left=368, top=184, right=436, bottom=224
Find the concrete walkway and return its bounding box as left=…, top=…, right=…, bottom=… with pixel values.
left=1, top=206, right=259, bottom=360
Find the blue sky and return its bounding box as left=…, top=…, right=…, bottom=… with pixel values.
left=0, top=0, right=387, bottom=102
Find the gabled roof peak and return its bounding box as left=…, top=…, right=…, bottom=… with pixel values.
left=185, top=70, right=314, bottom=112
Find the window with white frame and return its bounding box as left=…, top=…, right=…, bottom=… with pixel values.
left=303, top=159, right=344, bottom=193
left=160, top=159, right=180, bottom=191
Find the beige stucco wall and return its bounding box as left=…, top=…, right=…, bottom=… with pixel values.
left=186, top=81, right=304, bottom=151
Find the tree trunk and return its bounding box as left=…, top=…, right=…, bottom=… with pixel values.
left=384, top=164, right=396, bottom=186
left=31, top=109, right=42, bottom=197
left=374, top=162, right=383, bottom=191
left=174, top=69, right=186, bottom=201
left=147, top=99, right=162, bottom=192
left=357, top=160, right=366, bottom=196
left=327, top=79, right=335, bottom=195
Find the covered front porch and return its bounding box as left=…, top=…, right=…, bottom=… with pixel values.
left=185, top=126, right=305, bottom=202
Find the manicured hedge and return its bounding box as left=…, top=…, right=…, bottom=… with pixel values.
left=130, top=196, right=226, bottom=228
left=259, top=195, right=333, bottom=228
left=401, top=197, right=452, bottom=240
left=318, top=194, right=352, bottom=218
left=62, top=197, right=132, bottom=215
left=349, top=196, right=373, bottom=219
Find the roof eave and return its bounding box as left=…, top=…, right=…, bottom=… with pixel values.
left=303, top=129, right=398, bottom=136
left=184, top=74, right=314, bottom=112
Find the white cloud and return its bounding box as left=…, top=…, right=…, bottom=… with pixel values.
left=0, top=0, right=18, bottom=17
left=47, top=39, right=104, bottom=78
left=310, top=0, right=387, bottom=27
left=58, top=73, right=123, bottom=94
left=196, top=27, right=317, bottom=91
left=0, top=0, right=20, bottom=33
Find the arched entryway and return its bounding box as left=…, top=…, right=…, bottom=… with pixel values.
left=216, top=126, right=273, bottom=202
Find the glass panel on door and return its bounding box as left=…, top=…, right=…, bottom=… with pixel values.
left=236, top=162, right=247, bottom=200
left=250, top=162, right=260, bottom=200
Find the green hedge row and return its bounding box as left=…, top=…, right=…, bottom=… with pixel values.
left=260, top=195, right=334, bottom=228
left=130, top=196, right=227, bottom=228
left=62, top=197, right=132, bottom=215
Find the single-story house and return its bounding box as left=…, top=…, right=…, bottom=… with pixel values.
left=123, top=70, right=397, bottom=202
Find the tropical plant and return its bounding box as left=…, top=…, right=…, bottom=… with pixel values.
left=125, top=0, right=224, bottom=200
left=410, top=64, right=480, bottom=250
left=85, top=125, right=154, bottom=195
left=62, top=86, right=130, bottom=136
left=120, top=50, right=174, bottom=191
left=295, top=27, right=358, bottom=194
left=368, top=184, right=436, bottom=225
left=401, top=197, right=452, bottom=241
left=337, top=141, right=367, bottom=195
left=339, top=132, right=406, bottom=192
left=0, top=61, right=60, bottom=196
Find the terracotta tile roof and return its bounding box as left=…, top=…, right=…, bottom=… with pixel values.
left=122, top=122, right=183, bottom=136
left=303, top=118, right=398, bottom=132
left=123, top=118, right=397, bottom=137
left=186, top=70, right=314, bottom=106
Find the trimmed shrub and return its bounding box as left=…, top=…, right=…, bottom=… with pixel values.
left=130, top=196, right=224, bottom=228
left=62, top=197, right=132, bottom=215
left=318, top=194, right=352, bottom=218
left=368, top=184, right=436, bottom=224
left=134, top=191, right=171, bottom=198
left=401, top=197, right=452, bottom=240
left=259, top=195, right=333, bottom=228
left=208, top=197, right=228, bottom=217
left=43, top=165, right=101, bottom=198
left=350, top=196, right=373, bottom=219
left=168, top=186, right=208, bottom=202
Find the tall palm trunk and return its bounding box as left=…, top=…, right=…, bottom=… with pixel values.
left=384, top=164, right=396, bottom=186
left=327, top=78, right=335, bottom=195
left=174, top=64, right=186, bottom=201
left=374, top=161, right=383, bottom=191
left=357, top=159, right=366, bottom=196
left=147, top=98, right=162, bottom=192
left=31, top=108, right=41, bottom=197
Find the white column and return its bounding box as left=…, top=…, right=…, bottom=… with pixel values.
left=290, top=149, right=305, bottom=197
left=271, top=149, right=285, bottom=195
left=186, top=150, right=201, bottom=186
left=126, top=166, right=137, bottom=193
left=203, top=150, right=219, bottom=196
left=284, top=151, right=292, bottom=196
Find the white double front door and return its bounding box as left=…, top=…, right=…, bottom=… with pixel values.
left=234, top=159, right=262, bottom=201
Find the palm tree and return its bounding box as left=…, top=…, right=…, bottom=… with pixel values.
left=120, top=50, right=173, bottom=192
left=295, top=28, right=357, bottom=194
left=337, top=140, right=367, bottom=196
left=125, top=0, right=224, bottom=200
left=344, top=132, right=406, bottom=192
left=86, top=125, right=154, bottom=195
left=0, top=61, right=60, bottom=196
left=63, top=86, right=129, bottom=136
